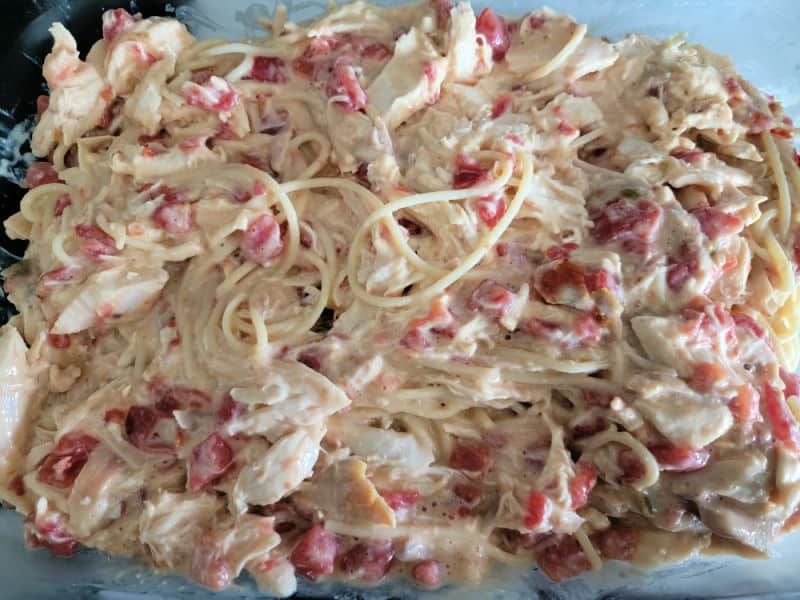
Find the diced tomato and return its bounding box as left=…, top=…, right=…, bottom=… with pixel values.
left=125, top=406, right=172, bottom=452
left=534, top=259, right=586, bottom=304
left=474, top=194, right=506, bottom=227
left=569, top=462, right=597, bottom=509
left=24, top=510, right=78, bottom=557
left=251, top=56, right=288, bottom=83
left=467, top=279, right=516, bottom=321
left=666, top=242, right=699, bottom=291
left=584, top=268, right=615, bottom=293
left=771, top=127, right=792, bottom=139
left=574, top=313, right=602, bottom=347
left=583, top=389, right=613, bottom=407
left=526, top=317, right=562, bottom=342
left=240, top=214, right=283, bottom=265
left=151, top=383, right=210, bottom=413
left=571, top=414, right=607, bottom=438
left=401, top=297, right=459, bottom=351
left=781, top=369, right=800, bottom=401
left=546, top=243, right=579, bottom=261
left=104, top=408, right=126, bottom=424
left=102, top=8, right=135, bottom=44
left=325, top=57, right=367, bottom=112
left=749, top=110, right=775, bottom=134
left=491, top=94, right=513, bottom=118
left=649, top=444, right=710, bottom=472
left=382, top=489, right=420, bottom=511
left=153, top=202, right=193, bottom=233
left=594, top=526, right=638, bottom=561
left=215, top=392, right=247, bottom=428
left=291, top=35, right=343, bottom=78
left=449, top=444, right=491, bottom=476
left=533, top=535, right=592, bottom=582
left=297, top=348, right=325, bottom=372
left=618, top=448, right=646, bottom=483
left=190, top=532, right=233, bottom=591
left=188, top=433, right=235, bottom=491
left=453, top=483, right=482, bottom=506
left=453, top=155, right=490, bottom=189
left=290, top=523, right=338, bottom=581
left=476, top=8, right=510, bottom=61
left=762, top=383, right=800, bottom=453
left=182, top=76, right=240, bottom=112
left=36, top=94, right=50, bottom=121
left=690, top=207, right=743, bottom=240
left=75, top=224, right=117, bottom=259
left=523, top=491, right=550, bottom=529
left=412, top=559, right=441, bottom=587
left=53, top=193, right=72, bottom=217
left=22, top=162, right=60, bottom=189
left=529, top=15, right=546, bottom=29
left=433, top=0, right=452, bottom=28
left=558, top=120, right=578, bottom=136
left=37, top=432, right=99, bottom=488
left=589, top=198, right=663, bottom=253
left=732, top=383, right=761, bottom=426
left=358, top=42, right=392, bottom=61
left=47, top=333, right=70, bottom=349
left=340, top=539, right=395, bottom=582
left=36, top=266, right=75, bottom=298
left=689, top=361, right=725, bottom=393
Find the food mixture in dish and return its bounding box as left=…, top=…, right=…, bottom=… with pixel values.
left=2, top=1, right=800, bottom=594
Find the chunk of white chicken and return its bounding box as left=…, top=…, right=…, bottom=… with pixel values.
left=630, top=375, right=733, bottom=448
left=325, top=419, right=434, bottom=472
left=367, top=27, right=447, bottom=129
left=696, top=496, right=781, bottom=552
left=122, top=55, right=176, bottom=135
left=33, top=24, right=110, bottom=156
left=139, top=491, right=223, bottom=571
left=52, top=267, right=168, bottom=335
left=0, top=326, right=34, bottom=496
left=446, top=3, right=491, bottom=83
left=295, top=458, right=395, bottom=527
left=111, top=138, right=224, bottom=181
left=105, top=17, right=194, bottom=95
left=230, top=427, right=323, bottom=514
left=226, top=361, right=349, bottom=440
left=197, top=514, right=281, bottom=584
left=249, top=558, right=297, bottom=598
left=67, top=445, right=144, bottom=537
left=671, top=449, right=769, bottom=503
left=631, top=315, right=711, bottom=377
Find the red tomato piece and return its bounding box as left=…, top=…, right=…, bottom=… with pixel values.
left=569, top=462, right=597, bottom=509
left=453, top=155, right=490, bottom=189
left=618, top=448, right=646, bottom=483
left=534, top=259, right=586, bottom=304
left=749, top=110, right=775, bottom=134
left=534, top=535, right=592, bottom=582
left=689, top=361, right=726, bottom=393
left=584, top=268, right=615, bottom=293
left=37, top=432, right=99, bottom=488
left=215, top=392, right=247, bottom=428
left=251, top=56, right=288, bottom=83
left=491, top=94, right=513, bottom=118
left=102, top=8, right=135, bottom=44
left=183, top=76, right=240, bottom=112
left=153, top=202, right=193, bottom=233
left=691, top=207, right=743, bottom=240
left=649, top=444, right=710, bottom=472
left=732, top=383, right=761, bottom=426
left=75, top=224, right=117, bottom=259
left=190, top=532, right=233, bottom=591
left=359, top=42, right=392, bottom=61
left=382, top=489, right=420, bottom=511
left=474, top=194, right=506, bottom=227
left=188, top=432, right=235, bottom=491
left=53, top=193, right=72, bottom=217
left=25, top=510, right=78, bottom=557
left=546, top=242, right=579, bottom=261
left=666, top=242, right=699, bottom=291
left=762, top=383, right=800, bottom=453
left=401, top=297, right=459, bottom=351
left=47, top=333, right=70, bottom=349
left=523, top=491, right=550, bottom=529
left=125, top=406, right=172, bottom=452
left=781, top=369, right=800, bottom=401
left=325, top=57, right=367, bottom=112
left=589, top=198, right=663, bottom=253
left=526, top=318, right=561, bottom=342
left=574, top=313, right=602, bottom=347
left=476, top=8, right=510, bottom=61
left=104, top=408, right=126, bottom=424
left=467, top=279, right=516, bottom=321
left=340, top=539, right=395, bottom=582
left=36, top=266, right=75, bottom=298
left=449, top=444, right=491, bottom=476
left=240, top=214, right=283, bottom=265
left=290, top=523, right=338, bottom=581
left=412, top=559, right=441, bottom=587
left=594, top=526, right=638, bottom=561
left=22, top=162, right=60, bottom=189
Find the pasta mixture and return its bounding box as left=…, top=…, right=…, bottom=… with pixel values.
left=2, top=1, right=800, bottom=594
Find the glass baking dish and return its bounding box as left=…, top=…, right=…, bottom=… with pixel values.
left=0, top=0, right=798, bottom=598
